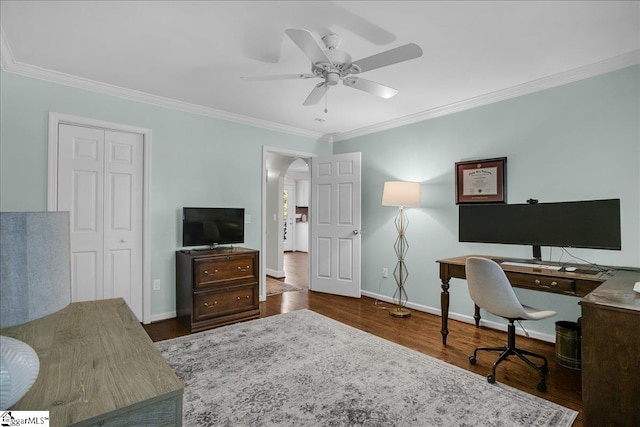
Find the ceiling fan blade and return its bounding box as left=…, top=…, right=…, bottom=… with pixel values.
left=241, top=74, right=316, bottom=81
left=343, top=77, right=398, bottom=99
left=352, top=43, right=423, bottom=73
left=303, top=82, right=328, bottom=106
left=285, top=28, right=332, bottom=65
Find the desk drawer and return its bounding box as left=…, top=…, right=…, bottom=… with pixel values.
left=194, top=254, right=257, bottom=289
left=194, top=284, right=258, bottom=321
left=507, top=272, right=577, bottom=295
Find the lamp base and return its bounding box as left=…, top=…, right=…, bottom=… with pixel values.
left=389, top=307, right=411, bottom=318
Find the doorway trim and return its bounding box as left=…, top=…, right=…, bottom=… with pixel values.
left=47, top=112, right=152, bottom=324
left=261, top=145, right=315, bottom=301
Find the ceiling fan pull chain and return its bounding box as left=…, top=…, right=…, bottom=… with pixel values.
left=324, top=88, right=328, bottom=113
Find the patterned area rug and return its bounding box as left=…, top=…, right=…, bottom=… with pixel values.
left=157, top=310, right=577, bottom=427
left=266, top=279, right=303, bottom=296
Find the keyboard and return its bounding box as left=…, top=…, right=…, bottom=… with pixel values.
left=501, top=261, right=562, bottom=271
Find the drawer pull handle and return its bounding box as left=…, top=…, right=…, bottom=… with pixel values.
left=237, top=296, right=241, bottom=301
left=537, top=280, right=558, bottom=289
left=203, top=269, right=218, bottom=275
left=237, top=266, right=249, bottom=272
left=204, top=301, right=218, bottom=307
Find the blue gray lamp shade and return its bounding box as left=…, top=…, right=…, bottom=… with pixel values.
left=0, top=212, right=72, bottom=329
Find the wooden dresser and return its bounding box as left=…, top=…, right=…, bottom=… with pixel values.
left=0, top=298, right=184, bottom=426
left=176, top=247, right=260, bottom=332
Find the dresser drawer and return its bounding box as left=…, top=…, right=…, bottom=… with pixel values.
left=193, top=284, right=258, bottom=321
left=194, top=254, right=257, bottom=289
left=506, top=272, right=577, bottom=295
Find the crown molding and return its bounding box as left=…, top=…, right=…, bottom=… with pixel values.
left=2, top=25, right=637, bottom=144
left=0, top=29, right=328, bottom=143
left=333, top=50, right=640, bottom=142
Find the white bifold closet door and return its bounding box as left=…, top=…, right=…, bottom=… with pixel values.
left=57, top=124, right=143, bottom=320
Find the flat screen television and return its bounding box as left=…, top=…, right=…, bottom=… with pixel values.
left=182, top=207, right=245, bottom=247
left=459, top=199, right=621, bottom=259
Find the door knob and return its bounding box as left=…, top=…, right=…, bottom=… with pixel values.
left=353, top=230, right=359, bottom=235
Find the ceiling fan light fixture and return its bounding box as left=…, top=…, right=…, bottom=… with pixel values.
left=326, top=72, right=340, bottom=86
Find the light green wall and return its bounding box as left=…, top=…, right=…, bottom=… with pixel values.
left=0, top=70, right=330, bottom=318
left=2, top=66, right=639, bottom=337
left=334, top=65, right=640, bottom=338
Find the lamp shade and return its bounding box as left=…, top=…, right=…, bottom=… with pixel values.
left=0, top=212, right=71, bottom=329
left=382, top=181, right=421, bottom=207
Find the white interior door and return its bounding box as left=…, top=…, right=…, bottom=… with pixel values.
left=310, top=152, right=361, bottom=297
left=58, top=125, right=105, bottom=303
left=57, top=124, right=143, bottom=319
left=103, top=130, right=143, bottom=315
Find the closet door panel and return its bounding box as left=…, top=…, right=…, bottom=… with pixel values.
left=58, top=124, right=105, bottom=302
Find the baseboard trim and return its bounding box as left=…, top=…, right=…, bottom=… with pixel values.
left=266, top=268, right=286, bottom=279
left=361, top=290, right=555, bottom=343
left=149, top=310, right=177, bottom=323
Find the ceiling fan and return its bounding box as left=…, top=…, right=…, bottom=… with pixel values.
left=242, top=28, right=423, bottom=106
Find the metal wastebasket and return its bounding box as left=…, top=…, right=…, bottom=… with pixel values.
left=555, top=320, right=581, bottom=370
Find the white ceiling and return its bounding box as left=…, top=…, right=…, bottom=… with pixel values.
left=1, top=1, right=639, bottom=142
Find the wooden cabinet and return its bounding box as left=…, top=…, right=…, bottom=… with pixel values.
left=176, top=247, right=259, bottom=332
left=579, top=270, right=640, bottom=427
left=295, top=221, right=309, bottom=252
left=296, top=179, right=309, bottom=207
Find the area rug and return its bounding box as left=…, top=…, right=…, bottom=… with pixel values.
left=266, top=279, right=303, bottom=296
left=156, top=309, right=577, bottom=427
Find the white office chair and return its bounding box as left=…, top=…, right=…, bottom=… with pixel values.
left=465, top=257, right=557, bottom=392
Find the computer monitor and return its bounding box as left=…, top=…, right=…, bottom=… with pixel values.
left=458, top=199, right=621, bottom=259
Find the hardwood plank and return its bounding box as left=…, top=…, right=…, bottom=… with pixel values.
left=145, top=252, right=582, bottom=426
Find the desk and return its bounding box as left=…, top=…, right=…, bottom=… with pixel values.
left=436, top=255, right=640, bottom=427
left=436, top=255, right=608, bottom=345
left=1, top=299, right=184, bottom=426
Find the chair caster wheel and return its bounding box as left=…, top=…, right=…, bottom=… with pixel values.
left=469, top=356, right=476, bottom=365
left=537, top=382, right=547, bottom=392
left=487, top=374, right=495, bottom=384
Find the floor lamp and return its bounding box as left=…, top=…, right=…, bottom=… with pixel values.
left=382, top=181, right=421, bottom=318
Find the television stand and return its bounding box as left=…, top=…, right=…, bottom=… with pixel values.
left=176, top=247, right=260, bottom=332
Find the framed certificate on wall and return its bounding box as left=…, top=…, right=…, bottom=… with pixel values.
left=455, top=157, right=506, bottom=204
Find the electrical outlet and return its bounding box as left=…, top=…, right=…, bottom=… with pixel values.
left=153, top=279, right=161, bottom=291
left=382, top=268, right=388, bottom=278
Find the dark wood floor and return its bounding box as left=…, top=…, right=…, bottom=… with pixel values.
left=144, top=251, right=583, bottom=426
